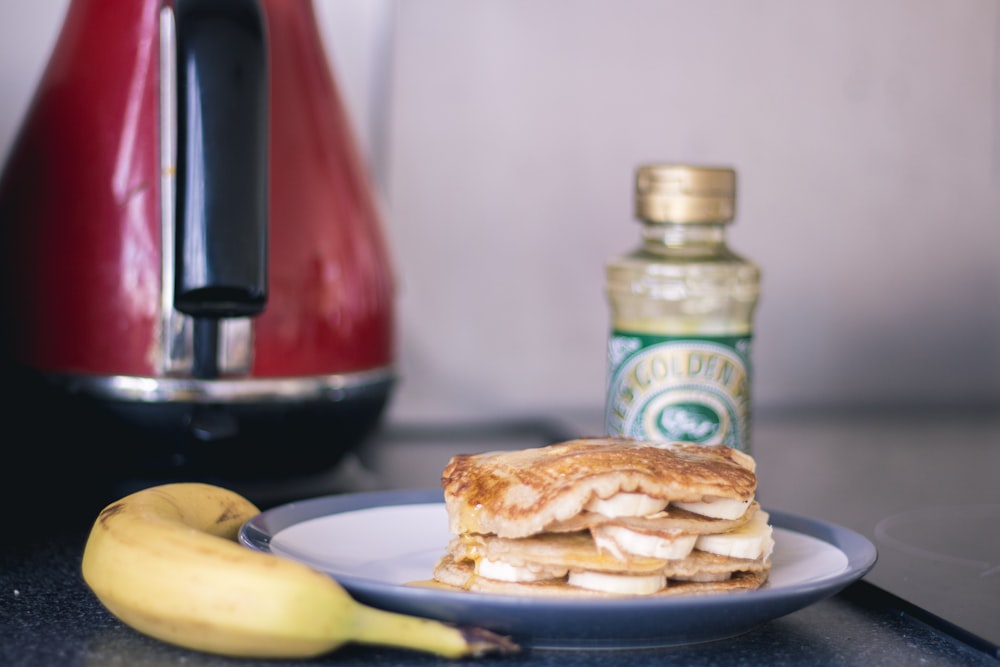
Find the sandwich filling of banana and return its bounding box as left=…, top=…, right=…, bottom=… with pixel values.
left=432, top=438, right=775, bottom=597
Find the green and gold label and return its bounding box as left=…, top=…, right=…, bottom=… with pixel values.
left=605, top=332, right=752, bottom=453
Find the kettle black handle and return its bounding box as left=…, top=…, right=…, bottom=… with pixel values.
left=173, top=0, right=268, bottom=319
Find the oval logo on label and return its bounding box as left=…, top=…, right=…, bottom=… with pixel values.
left=605, top=335, right=751, bottom=452
left=657, top=403, right=721, bottom=442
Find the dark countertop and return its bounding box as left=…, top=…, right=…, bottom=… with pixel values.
left=3, top=409, right=999, bottom=666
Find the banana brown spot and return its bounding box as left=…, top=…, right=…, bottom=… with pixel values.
left=216, top=502, right=246, bottom=525
left=98, top=503, right=125, bottom=525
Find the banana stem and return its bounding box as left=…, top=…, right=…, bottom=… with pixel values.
left=348, top=604, right=518, bottom=658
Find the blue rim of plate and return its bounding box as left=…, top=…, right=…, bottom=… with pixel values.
left=240, top=489, right=877, bottom=649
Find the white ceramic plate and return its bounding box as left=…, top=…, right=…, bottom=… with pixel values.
left=240, top=490, right=877, bottom=649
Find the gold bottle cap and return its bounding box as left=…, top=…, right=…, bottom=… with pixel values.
left=635, top=164, right=736, bottom=223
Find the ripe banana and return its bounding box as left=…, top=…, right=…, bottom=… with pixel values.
left=81, top=482, right=517, bottom=659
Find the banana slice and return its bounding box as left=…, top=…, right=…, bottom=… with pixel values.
left=585, top=492, right=668, bottom=518
left=695, top=510, right=774, bottom=560
left=592, top=525, right=697, bottom=560
left=477, top=558, right=564, bottom=583
left=672, top=496, right=751, bottom=520
left=568, top=570, right=666, bottom=595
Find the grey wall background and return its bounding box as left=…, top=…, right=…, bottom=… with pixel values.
left=2, top=1, right=998, bottom=425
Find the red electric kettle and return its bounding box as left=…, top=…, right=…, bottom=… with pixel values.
left=0, top=0, right=395, bottom=486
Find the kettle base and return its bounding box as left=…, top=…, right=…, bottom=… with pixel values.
left=94, top=392, right=393, bottom=485
left=9, top=363, right=394, bottom=504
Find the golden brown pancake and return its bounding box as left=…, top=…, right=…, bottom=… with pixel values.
left=442, top=438, right=757, bottom=538
left=446, top=532, right=666, bottom=575
left=448, top=531, right=771, bottom=578
left=433, top=553, right=768, bottom=598
left=546, top=501, right=761, bottom=534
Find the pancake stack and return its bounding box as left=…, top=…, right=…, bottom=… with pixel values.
left=433, top=438, right=774, bottom=597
